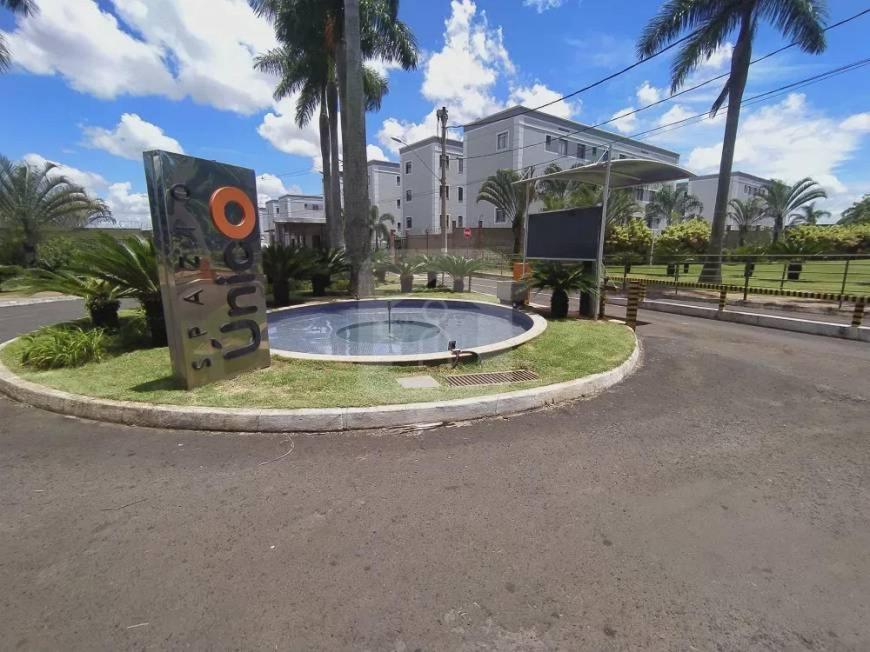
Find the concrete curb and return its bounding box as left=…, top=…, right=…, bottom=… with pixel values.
left=609, top=297, right=869, bottom=343
left=0, top=332, right=640, bottom=433
left=0, top=296, right=80, bottom=308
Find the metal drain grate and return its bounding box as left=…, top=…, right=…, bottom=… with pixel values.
left=443, top=369, right=539, bottom=387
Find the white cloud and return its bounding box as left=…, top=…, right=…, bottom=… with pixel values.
left=3, top=0, right=278, bottom=114
left=257, top=97, right=326, bottom=169
left=636, top=81, right=663, bottom=105
left=23, top=153, right=150, bottom=227
left=685, top=94, right=870, bottom=209
left=657, top=104, right=695, bottom=127
left=366, top=144, right=390, bottom=161
left=609, top=107, right=638, bottom=134
left=523, top=0, right=564, bottom=12
left=378, top=0, right=573, bottom=154
left=698, top=43, right=733, bottom=71
left=508, top=83, right=578, bottom=119
left=256, top=173, right=301, bottom=206
left=83, top=113, right=184, bottom=160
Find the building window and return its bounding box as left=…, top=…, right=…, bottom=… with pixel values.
left=546, top=135, right=568, bottom=155
left=406, top=189, right=412, bottom=202
left=444, top=186, right=450, bottom=200
left=396, top=199, right=401, bottom=208
left=452, top=219, right=456, bottom=230
left=618, top=154, right=627, bottom=159
left=405, top=161, right=412, bottom=174
left=458, top=215, right=463, bottom=227
left=591, top=146, right=598, bottom=159
left=458, top=158, right=464, bottom=173
left=406, top=216, right=412, bottom=229
left=496, top=131, right=508, bottom=150
left=441, top=155, right=449, bottom=170
left=396, top=175, right=400, bottom=185
left=458, top=187, right=464, bottom=202
left=276, top=206, right=280, bottom=214
left=577, top=143, right=586, bottom=159
left=634, top=187, right=645, bottom=201
left=495, top=208, right=506, bottom=223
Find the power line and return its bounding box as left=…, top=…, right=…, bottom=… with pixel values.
left=399, top=56, right=870, bottom=205
left=451, top=7, right=870, bottom=158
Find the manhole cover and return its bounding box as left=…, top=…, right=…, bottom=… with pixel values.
left=443, top=370, right=539, bottom=387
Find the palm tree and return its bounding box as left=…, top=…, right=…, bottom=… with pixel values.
left=262, top=243, right=316, bottom=306
left=605, top=190, right=642, bottom=228
left=7, top=269, right=123, bottom=328
left=252, top=0, right=418, bottom=256
left=788, top=201, right=830, bottom=226
left=728, top=196, right=766, bottom=246
left=763, top=177, right=827, bottom=243
left=0, top=156, right=112, bottom=265
left=645, top=186, right=703, bottom=227
left=530, top=261, right=594, bottom=319
left=477, top=167, right=536, bottom=255
left=367, top=206, right=394, bottom=250
left=638, top=0, right=828, bottom=282
left=1, top=0, right=37, bottom=71
left=69, top=234, right=165, bottom=346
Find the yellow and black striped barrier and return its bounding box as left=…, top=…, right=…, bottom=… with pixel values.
left=621, top=275, right=868, bottom=328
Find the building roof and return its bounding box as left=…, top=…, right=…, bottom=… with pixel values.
left=464, top=105, right=679, bottom=158
left=399, top=135, right=463, bottom=153
left=367, top=159, right=400, bottom=169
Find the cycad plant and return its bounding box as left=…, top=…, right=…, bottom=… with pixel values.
left=437, top=255, right=484, bottom=292
left=69, top=234, right=165, bottom=346
left=7, top=269, right=123, bottom=328
left=530, top=261, right=595, bottom=319
left=262, top=243, right=316, bottom=306
left=310, top=247, right=348, bottom=296
left=388, top=256, right=426, bottom=293
left=728, top=196, right=767, bottom=246
left=638, top=0, right=828, bottom=281
left=0, top=156, right=112, bottom=265
left=371, top=249, right=391, bottom=283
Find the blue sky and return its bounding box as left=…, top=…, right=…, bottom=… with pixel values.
left=1, top=0, right=868, bottom=226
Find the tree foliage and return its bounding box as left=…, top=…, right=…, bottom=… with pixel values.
left=655, top=218, right=711, bottom=256
left=839, top=194, right=870, bottom=225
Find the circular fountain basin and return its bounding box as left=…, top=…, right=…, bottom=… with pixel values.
left=268, top=298, right=547, bottom=363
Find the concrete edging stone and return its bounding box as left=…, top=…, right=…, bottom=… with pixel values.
left=0, top=331, right=640, bottom=433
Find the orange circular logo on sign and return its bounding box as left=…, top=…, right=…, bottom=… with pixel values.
left=209, top=186, right=256, bottom=240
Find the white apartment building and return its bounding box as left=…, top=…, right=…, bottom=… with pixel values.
left=463, top=106, right=682, bottom=228
left=681, top=171, right=774, bottom=232
left=399, top=136, right=466, bottom=236
left=368, top=160, right=402, bottom=223
left=264, top=193, right=326, bottom=248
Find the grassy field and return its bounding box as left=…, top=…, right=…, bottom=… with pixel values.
left=1, top=295, right=635, bottom=409
left=605, top=259, right=870, bottom=295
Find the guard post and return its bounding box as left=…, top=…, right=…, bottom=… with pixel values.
left=626, top=281, right=641, bottom=331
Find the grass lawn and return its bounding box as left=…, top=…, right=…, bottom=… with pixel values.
left=1, top=296, right=635, bottom=409
left=606, top=258, right=870, bottom=295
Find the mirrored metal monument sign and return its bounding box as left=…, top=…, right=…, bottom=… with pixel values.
left=144, top=150, right=270, bottom=389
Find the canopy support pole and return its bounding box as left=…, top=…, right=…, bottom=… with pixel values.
left=590, top=145, right=613, bottom=320
left=521, top=180, right=531, bottom=276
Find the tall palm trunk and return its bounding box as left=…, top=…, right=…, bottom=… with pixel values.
left=340, top=0, right=373, bottom=297
left=699, top=10, right=753, bottom=283
left=318, top=88, right=334, bottom=249
left=772, top=213, right=784, bottom=244
left=326, top=79, right=344, bottom=249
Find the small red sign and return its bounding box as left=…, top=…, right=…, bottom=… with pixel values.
left=463, top=228, right=472, bottom=238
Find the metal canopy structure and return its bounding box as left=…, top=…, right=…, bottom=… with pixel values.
left=514, top=158, right=696, bottom=190
left=513, top=154, right=696, bottom=318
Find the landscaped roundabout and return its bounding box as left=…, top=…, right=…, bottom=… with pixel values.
left=0, top=292, right=639, bottom=432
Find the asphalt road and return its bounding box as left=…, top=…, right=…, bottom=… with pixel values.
left=1, top=299, right=869, bottom=650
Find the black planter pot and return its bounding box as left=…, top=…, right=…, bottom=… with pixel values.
left=787, top=261, right=803, bottom=281
left=744, top=262, right=755, bottom=278
left=311, top=273, right=331, bottom=296
left=551, top=289, right=569, bottom=319
left=375, top=269, right=387, bottom=283
left=666, top=263, right=677, bottom=277
left=683, top=262, right=690, bottom=273
left=426, top=271, right=438, bottom=289
left=273, top=280, right=290, bottom=307
left=89, top=300, right=120, bottom=329
left=400, top=275, right=414, bottom=293
left=623, top=262, right=632, bottom=275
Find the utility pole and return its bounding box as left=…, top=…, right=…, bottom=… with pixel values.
left=437, top=106, right=449, bottom=254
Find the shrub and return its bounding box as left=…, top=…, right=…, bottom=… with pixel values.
left=36, top=236, right=81, bottom=272
left=5, top=269, right=123, bottom=328
left=655, top=218, right=710, bottom=256
left=784, top=224, right=870, bottom=253
left=310, top=248, right=348, bottom=297
left=262, top=244, right=316, bottom=306
left=605, top=218, right=652, bottom=258
left=20, top=326, right=107, bottom=370
left=0, top=264, right=23, bottom=288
